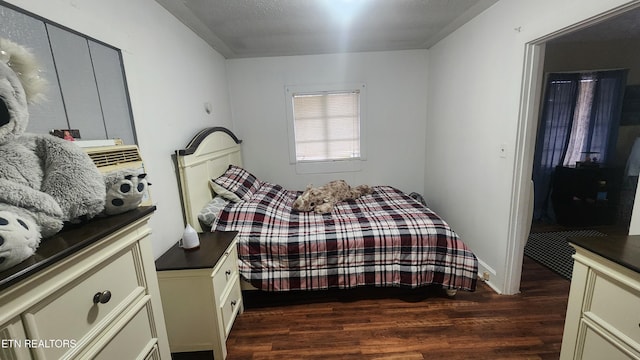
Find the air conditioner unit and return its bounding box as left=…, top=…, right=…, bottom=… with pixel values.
left=84, top=144, right=153, bottom=206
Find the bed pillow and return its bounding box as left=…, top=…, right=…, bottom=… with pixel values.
left=210, top=165, right=262, bottom=202
left=209, top=180, right=242, bottom=202
left=197, top=196, right=230, bottom=228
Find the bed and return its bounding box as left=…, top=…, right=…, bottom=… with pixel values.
left=174, top=127, right=478, bottom=294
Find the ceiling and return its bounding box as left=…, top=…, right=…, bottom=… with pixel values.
left=155, top=0, right=499, bottom=59
left=550, top=5, right=640, bottom=43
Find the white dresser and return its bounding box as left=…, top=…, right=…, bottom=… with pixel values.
left=0, top=206, right=170, bottom=359
left=155, top=231, right=243, bottom=359
left=560, top=235, right=640, bottom=360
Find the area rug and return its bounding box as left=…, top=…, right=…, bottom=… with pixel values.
left=524, top=230, right=607, bottom=280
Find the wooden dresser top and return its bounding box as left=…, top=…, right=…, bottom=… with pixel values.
left=570, top=234, right=640, bottom=274
left=0, top=206, right=156, bottom=291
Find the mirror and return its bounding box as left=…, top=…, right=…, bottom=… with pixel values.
left=0, top=2, right=137, bottom=145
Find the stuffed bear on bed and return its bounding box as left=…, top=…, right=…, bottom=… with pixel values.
left=292, top=180, right=373, bottom=214
left=0, top=38, right=142, bottom=271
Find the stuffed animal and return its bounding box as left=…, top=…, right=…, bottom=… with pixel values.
left=0, top=38, right=108, bottom=271
left=103, top=170, right=150, bottom=215
left=292, top=180, right=373, bottom=214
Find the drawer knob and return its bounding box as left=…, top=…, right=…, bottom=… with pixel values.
left=93, top=290, right=112, bottom=304
left=231, top=300, right=237, bottom=307
left=225, top=269, right=232, bottom=276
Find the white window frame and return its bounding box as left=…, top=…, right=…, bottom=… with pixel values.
left=285, top=83, right=367, bottom=174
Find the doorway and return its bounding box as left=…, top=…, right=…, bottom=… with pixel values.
left=509, top=3, right=640, bottom=292
left=531, top=68, right=632, bottom=233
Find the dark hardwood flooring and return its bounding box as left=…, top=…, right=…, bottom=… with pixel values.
left=173, top=256, right=570, bottom=360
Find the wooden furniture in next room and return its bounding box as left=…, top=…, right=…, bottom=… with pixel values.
left=561, top=235, right=640, bottom=359
left=551, top=166, right=623, bottom=226
left=0, top=206, right=170, bottom=360
left=155, top=231, right=243, bottom=359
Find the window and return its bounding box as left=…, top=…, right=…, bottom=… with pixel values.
left=286, top=83, right=366, bottom=173
left=562, top=74, right=598, bottom=166
left=531, top=69, right=627, bottom=221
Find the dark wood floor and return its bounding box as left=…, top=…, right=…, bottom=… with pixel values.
left=172, top=256, right=571, bottom=360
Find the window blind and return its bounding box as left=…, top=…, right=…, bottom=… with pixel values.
left=292, top=90, right=361, bottom=161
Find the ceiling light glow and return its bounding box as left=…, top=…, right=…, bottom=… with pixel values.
left=321, top=0, right=367, bottom=26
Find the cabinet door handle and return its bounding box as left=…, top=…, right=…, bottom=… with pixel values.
left=225, top=269, right=232, bottom=276
left=231, top=300, right=237, bottom=307
left=93, top=290, right=112, bottom=304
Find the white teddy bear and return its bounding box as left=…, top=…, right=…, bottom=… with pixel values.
left=0, top=38, right=107, bottom=271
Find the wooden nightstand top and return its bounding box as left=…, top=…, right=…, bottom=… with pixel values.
left=155, top=231, right=238, bottom=271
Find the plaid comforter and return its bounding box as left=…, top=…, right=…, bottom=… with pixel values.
left=212, top=182, right=478, bottom=292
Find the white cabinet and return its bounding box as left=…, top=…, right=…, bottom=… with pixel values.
left=560, top=237, right=640, bottom=360
left=0, top=207, right=170, bottom=359
left=0, top=317, right=31, bottom=359
left=156, top=231, right=243, bottom=359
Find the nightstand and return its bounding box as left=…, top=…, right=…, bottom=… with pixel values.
left=155, top=231, right=243, bottom=359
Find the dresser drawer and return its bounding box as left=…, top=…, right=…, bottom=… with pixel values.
left=145, top=344, right=161, bottom=360
left=93, top=301, right=156, bottom=360
left=23, top=245, right=145, bottom=359
left=587, top=271, right=640, bottom=347
left=220, top=279, right=242, bottom=337
left=580, top=324, right=637, bottom=360
left=0, top=317, right=31, bottom=360
left=212, top=245, right=239, bottom=303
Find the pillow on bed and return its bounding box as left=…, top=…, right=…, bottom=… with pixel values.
left=197, top=196, right=230, bottom=228
left=210, top=165, right=262, bottom=202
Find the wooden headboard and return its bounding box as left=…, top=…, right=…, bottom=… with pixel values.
left=174, top=127, right=243, bottom=232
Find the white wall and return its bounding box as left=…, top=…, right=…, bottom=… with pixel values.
left=9, top=0, right=640, bottom=295
left=226, top=50, right=428, bottom=192
left=5, top=0, right=234, bottom=258
left=426, top=0, right=639, bottom=294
